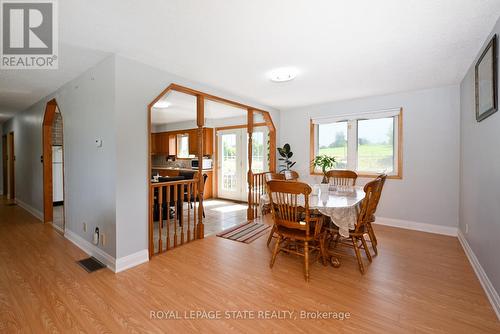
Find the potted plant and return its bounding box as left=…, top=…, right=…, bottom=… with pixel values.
left=312, top=155, right=336, bottom=183
left=277, top=143, right=296, bottom=173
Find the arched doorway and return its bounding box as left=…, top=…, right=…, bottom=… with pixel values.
left=42, top=99, right=65, bottom=232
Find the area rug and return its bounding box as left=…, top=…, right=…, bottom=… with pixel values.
left=217, top=221, right=270, bottom=244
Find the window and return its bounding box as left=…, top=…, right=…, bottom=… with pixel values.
left=310, top=108, right=402, bottom=178
left=317, top=121, right=348, bottom=169
left=176, top=134, right=189, bottom=158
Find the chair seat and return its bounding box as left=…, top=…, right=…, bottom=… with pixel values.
left=276, top=225, right=316, bottom=241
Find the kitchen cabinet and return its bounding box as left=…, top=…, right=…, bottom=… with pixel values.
left=188, top=129, right=198, bottom=156
left=152, top=128, right=213, bottom=156
left=151, top=133, right=158, bottom=154
left=203, top=128, right=214, bottom=156
left=168, top=134, right=176, bottom=155
left=152, top=132, right=175, bottom=155
left=189, top=128, right=213, bottom=156
left=202, top=170, right=213, bottom=199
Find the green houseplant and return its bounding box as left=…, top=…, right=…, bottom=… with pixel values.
left=277, top=143, right=296, bottom=173
left=312, top=155, right=337, bottom=183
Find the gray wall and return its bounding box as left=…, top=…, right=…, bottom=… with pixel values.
left=1, top=54, right=278, bottom=261
left=280, top=85, right=461, bottom=228
left=2, top=56, right=117, bottom=257
left=459, top=17, right=500, bottom=295
left=114, top=55, right=278, bottom=258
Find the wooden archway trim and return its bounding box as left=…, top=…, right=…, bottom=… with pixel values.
left=147, top=83, right=277, bottom=244
left=42, top=99, right=58, bottom=223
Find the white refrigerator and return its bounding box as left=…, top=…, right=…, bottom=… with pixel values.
left=52, top=146, right=64, bottom=202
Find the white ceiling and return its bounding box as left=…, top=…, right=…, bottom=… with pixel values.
left=151, top=90, right=246, bottom=124
left=2, top=0, right=500, bottom=123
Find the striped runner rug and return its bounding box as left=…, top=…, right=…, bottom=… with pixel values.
left=217, top=221, right=270, bottom=244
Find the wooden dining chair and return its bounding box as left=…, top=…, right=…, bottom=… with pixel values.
left=284, top=170, right=299, bottom=181
left=267, top=180, right=327, bottom=281
left=265, top=172, right=285, bottom=182
left=325, top=170, right=358, bottom=186
left=333, top=178, right=382, bottom=274
left=264, top=172, right=286, bottom=245
left=365, top=173, right=387, bottom=255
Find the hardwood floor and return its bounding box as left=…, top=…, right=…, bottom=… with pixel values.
left=1, top=197, right=499, bottom=333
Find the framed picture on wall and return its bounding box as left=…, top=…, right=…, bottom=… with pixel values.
left=475, top=34, right=498, bottom=122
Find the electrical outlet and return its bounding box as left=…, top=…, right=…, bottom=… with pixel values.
left=465, top=224, right=469, bottom=234
left=83, top=222, right=87, bottom=232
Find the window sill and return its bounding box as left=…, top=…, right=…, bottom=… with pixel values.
left=309, top=171, right=402, bottom=180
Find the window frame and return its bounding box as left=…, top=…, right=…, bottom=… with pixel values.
left=309, top=108, right=403, bottom=179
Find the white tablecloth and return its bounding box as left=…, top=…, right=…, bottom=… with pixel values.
left=260, top=186, right=365, bottom=237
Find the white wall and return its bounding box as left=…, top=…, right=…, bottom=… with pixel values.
left=2, top=56, right=117, bottom=257
left=459, top=17, right=500, bottom=297
left=153, top=116, right=249, bottom=133
left=280, top=85, right=460, bottom=228
left=114, top=55, right=278, bottom=258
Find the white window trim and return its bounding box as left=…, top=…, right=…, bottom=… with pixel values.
left=310, top=108, right=403, bottom=179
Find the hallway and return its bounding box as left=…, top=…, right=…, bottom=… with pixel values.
left=1, top=197, right=500, bottom=333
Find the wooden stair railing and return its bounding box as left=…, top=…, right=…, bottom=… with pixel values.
left=248, top=171, right=267, bottom=221
left=149, top=179, right=200, bottom=257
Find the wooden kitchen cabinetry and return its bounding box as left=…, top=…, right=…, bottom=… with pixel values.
left=202, top=170, right=213, bottom=199
left=151, top=133, right=177, bottom=155
left=189, top=128, right=214, bottom=156
left=152, top=127, right=213, bottom=156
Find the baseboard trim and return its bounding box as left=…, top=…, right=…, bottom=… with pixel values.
left=15, top=198, right=43, bottom=222
left=457, top=230, right=500, bottom=320
left=115, top=249, right=149, bottom=273
left=64, top=229, right=116, bottom=272
left=375, top=217, right=458, bottom=236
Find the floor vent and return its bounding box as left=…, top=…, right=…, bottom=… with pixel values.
left=77, top=257, right=106, bottom=273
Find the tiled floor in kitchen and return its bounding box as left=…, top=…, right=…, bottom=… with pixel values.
left=202, top=199, right=248, bottom=236
left=153, top=199, right=248, bottom=253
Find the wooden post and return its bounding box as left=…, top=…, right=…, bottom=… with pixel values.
left=262, top=111, right=277, bottom=172
left=196, top=95, right=205, bottom=238
left=149, top=186, right=154, bottom=259
left=247, top=109, right=254, bottom=221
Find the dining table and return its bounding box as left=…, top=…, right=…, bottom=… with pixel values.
left=260, top=184, right=366, bottom=238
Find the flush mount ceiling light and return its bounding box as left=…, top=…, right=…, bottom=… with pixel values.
left=153, top=100, right=171, bottom=109
left=268, top=67, right=299, bottom=82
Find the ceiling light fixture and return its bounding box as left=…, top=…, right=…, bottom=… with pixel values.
left=153, top=100, right=171, bottom=109
left=268, top=67, right=299, bottom=83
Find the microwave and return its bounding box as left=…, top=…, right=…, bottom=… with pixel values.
left=191, top=158, right=213, bottom=170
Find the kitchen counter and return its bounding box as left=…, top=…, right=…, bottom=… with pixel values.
left=152, top=166, right=213, bottom=172
left=152, top=166, right=214, bottom=199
